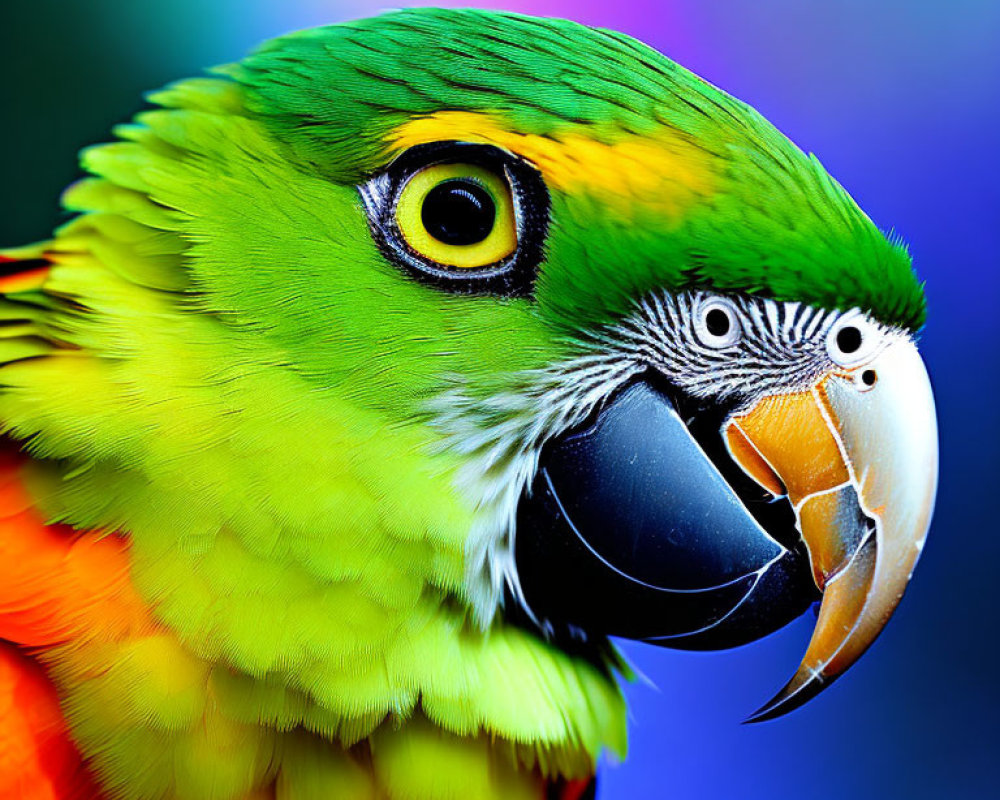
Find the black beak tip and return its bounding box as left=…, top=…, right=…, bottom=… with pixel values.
left=742, top=675, right=831, bottom=723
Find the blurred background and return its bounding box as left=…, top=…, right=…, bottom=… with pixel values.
left=2, top=1, right=998, bottom=797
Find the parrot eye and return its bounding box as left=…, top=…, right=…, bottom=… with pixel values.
left=694, top=297, right=742, bottom=348
left=826, top=311, right=883, bottom=367
left=360, top=142, right=550, bottom=295
left=396, top=164, right=515, bottom=266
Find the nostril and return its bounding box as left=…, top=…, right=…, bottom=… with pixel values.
left=861, top=369, right=877, bottom=388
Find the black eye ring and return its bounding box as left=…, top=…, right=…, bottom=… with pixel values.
left=359, top=141, right=550, bottom=297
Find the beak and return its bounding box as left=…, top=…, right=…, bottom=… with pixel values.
left=513, top=334, right=937, bottom=721
left=728, top=336, right=938, bottom=721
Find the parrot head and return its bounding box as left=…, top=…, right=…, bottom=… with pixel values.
left=52, top=8, right=936, bottom=724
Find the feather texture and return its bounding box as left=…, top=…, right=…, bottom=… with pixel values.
left=0, top=8, right=926, bottom=798
left=0, top=68, right=621, bottom=799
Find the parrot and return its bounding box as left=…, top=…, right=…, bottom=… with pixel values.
left=0, top=8, right=938, bottom=800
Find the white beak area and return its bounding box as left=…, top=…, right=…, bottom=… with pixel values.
left=730, top=336, right=938, bottom=720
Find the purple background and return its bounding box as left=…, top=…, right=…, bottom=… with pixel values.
left=3, top=2, right=998, bottom=797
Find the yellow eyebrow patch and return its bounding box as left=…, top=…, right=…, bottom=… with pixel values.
left=387, top=111, right=716, bottom=221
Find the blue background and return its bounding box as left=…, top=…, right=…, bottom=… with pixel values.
left=3, top=2, right=998, bottom=798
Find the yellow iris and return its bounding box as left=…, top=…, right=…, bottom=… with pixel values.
left=395, top=163, right=517, bottom=269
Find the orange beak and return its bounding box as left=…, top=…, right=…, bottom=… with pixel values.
left=725, top=336, right=938, bottom=720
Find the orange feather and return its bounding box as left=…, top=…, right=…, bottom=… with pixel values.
left=0, top=643, right=102, bottom=800
left=0, top=437, right=156, bottom=799
left=0, top=449, right=155, bottom=647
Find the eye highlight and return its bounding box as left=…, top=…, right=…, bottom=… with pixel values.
left=422, top=180, right=495, bottom=246
left=395, top=163, right=516, bottom=269
left=360, top=142, right=550, bottom=296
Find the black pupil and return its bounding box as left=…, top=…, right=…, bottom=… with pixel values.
left=836, top=326, right=863, bottom=354
left=705, top=308, right=732, bottom=337
left=421, top=179, right=496, bottom=246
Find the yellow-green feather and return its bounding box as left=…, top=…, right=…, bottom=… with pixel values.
left=1, top=65, right=624, bottom=800
left=2, top=8, right=926, bottom=797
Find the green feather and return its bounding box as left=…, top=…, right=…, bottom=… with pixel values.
left=235, top=8, right=924, bottom=330
left=0, top=8, right=925, bottom=798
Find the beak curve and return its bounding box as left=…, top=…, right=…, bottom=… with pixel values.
left=728, top=337, right=938, bottom=721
